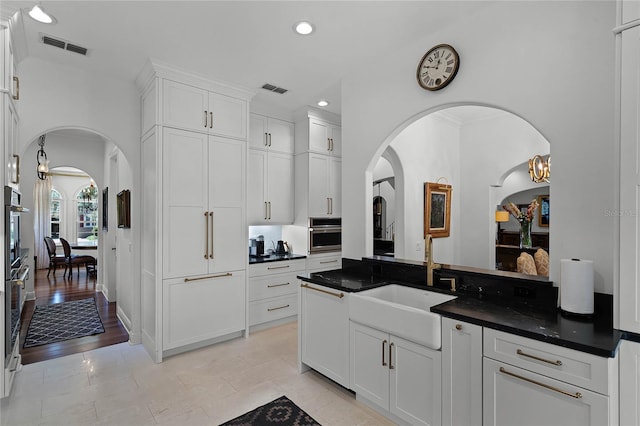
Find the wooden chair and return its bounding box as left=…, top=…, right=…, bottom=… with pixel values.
left=44, top=237, right=67, bottom=277
left=60, top=238, right=97, bottom=279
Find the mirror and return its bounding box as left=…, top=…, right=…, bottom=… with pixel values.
left=371, top=105, right=550, bottom=277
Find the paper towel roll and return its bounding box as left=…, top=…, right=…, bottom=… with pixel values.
left=560, top=258, right=594, bottom=315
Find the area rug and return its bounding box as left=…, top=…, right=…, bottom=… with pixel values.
left=23, top=298, right=105, bottom=348
left=220, top=395, right=321, bottom=426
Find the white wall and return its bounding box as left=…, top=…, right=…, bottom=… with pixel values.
left=342, top=1, right=615, bottom=293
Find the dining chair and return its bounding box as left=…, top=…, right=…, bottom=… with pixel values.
left=60, top=238, right=97, bottom=279
left=44, top=236, right=67, bottom=277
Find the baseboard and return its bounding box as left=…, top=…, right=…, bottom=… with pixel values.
left=97, top=284, right=110, bottom=301
left=248, top=315, right=297, bottom=334
left=162, top=330, right=244, bottom=359
left=116, top=305, right=132, bottom=333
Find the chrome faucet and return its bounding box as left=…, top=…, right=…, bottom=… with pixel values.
left=425, top=234, right=441, bottom=286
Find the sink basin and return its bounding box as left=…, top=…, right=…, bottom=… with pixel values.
left=350, top=285, right=456, bottom=349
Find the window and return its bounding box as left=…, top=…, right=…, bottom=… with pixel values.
left=50, top=189, right=61, bottom=238
left=76, top=184, right=98, bottom=244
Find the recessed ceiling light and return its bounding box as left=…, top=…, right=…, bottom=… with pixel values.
left=294, top=21, right=314, bottom=35
left=317, top=100, right=329, bottom=107
left=28, top=5, right=56, bottom=24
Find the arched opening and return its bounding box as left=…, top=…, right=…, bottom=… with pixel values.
left=367, top=104, right=551, bottom=274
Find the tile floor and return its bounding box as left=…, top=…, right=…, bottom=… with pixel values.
left=0, top=321, right=395, bottom=426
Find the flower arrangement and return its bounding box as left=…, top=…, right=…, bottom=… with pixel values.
left=502, top=199, right=539, bottom=224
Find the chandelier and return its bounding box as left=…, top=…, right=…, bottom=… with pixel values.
left=36, top=134, right=49, bottom=180
left=528, top=154, right=550, bottom=184
left=80, top=181, right=98, bottom=213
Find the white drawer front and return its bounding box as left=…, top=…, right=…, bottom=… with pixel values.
left=483, top=328, right=613, bottom=395
left=306, top=255, right=342, bottom=272
left=249, top=294, right=298, bottom=326
left=248, top=273, right=298, bottom=301
left=249, top=259, right=306, bottom=277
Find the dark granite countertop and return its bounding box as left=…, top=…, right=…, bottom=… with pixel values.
left=249, top=253, right=306, bottom=264
left=298, top=257, right=623, bottom=358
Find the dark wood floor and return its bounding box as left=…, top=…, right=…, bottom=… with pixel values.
left=18, top=266, right=129, bottom=365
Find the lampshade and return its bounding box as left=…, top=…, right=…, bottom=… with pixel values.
left=495, top=211, right=510, bottom=223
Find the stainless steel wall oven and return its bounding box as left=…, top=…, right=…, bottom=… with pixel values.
left=309, top=217, right=341, bottom=253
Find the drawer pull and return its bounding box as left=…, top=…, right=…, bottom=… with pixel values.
left=499, top=367, right=582, bottom=399
left=455, top=324, right=462, bottom=331
left=389, top=342, right=395, bottom=370
left=301, top=283, right=344, bottom=298
left=382, top=339, right=387, bottom=366
left=267, top=265, right=290, bottom=270
left=267, top=304, right=290, bottom=312
left=184, top=272, right=232, bottom=282
left=517, top=349, right=563, bottom=366
left=319, top=259, right=338, bottom=264
left=267, top=282, right=290, bottom=288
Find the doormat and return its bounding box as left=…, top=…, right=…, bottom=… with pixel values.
left=23, top=298, right=105, bottom=348
left=220, top=395, right=321, bottom=426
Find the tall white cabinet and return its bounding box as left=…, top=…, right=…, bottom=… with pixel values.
left=137, top=61, right=253, bottom=361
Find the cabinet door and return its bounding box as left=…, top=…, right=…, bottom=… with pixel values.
left=620, top=339, right=640, bottom=426
left=441, top=318, right=482, bottom=426
left=249, top=113, right=268, bottom=149
left=390, top=336, right=441, bottom=426
left=309, top=119, right=331, bottom=153
left=308, top=154, right=330, bottom=217
left=483, top=357, right=610, bottom=426
left=622, top=0, right=640, bottom=25
left=267, top=152, right=294, bottom=223
left=162, top=128, right=209, bottom=279
left=162, top=80, right=208, bottom=132
left=267, top=118, right=294, bottom=153
left=350, top=322, right=390, bottom=410
left=208, top=92, right=246, bottom=139
left=300, top=283, right=350, bottom=388
left=247, top=150, right=268, bottom=224
left=620, top=26, right=640, bottom=334
left=329, top=157, right=341, bottom=216
left=163, top=271, right=245, bottom=350
left=329, top=124, right=342, bottom=156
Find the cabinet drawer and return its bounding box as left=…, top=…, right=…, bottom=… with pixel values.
left=249, top=294, right=297, bottom=326
left=306, top=254, right=342, bottom=272
left=248, top=273, right=298, bottom=301
left=249, top=259, right=306, bottom=277
left=483, top=328, right=614, bottom=395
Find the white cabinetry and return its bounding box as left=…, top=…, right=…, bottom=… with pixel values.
left=308, top=154, right=341, bottom=217
left=441, top=318, right=482, bottom=426
left=249, top=113, right=294, bottom=153
left=2, top=23, right=19, bottom=188
left=308, top=118, right=341, bottom=156
left=306, top=253, right=342, bottom=273
left=620, top=339, right=640, bottom=426
left=299, top=282, right=350, bottom=388
left=248, top=150, right=293, bottom=224
left=621, top=0, right=640, bottom=24
left=482, top=328, right=617, bottom=426
left=162, top=79, right=246, bottom=139
left=138, top=61, right=252, bottom=361
left=350, top=321, right=441, bottom=426
left=248, top=259, right=305, bottom=328
left=619, top=24, right=640, bottom=334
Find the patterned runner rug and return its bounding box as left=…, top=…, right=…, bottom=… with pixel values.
left=220, top=395, right=321, bottom=426
left=23, top=298, right=105, bottom=348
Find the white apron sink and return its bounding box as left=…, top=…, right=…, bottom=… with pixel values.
left=350, top=285, right=456, bottom=349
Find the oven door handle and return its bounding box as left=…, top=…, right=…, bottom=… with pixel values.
left=309, top=227, right=342, bottom=233
left=12, top=266, right=30, bottom=288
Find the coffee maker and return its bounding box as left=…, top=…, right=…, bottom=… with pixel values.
left=249, top=236, right=265, bottom=257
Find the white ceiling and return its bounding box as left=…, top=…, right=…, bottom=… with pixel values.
left=3, top=1, right=488, bottom=116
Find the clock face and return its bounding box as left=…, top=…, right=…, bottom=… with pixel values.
left=417, top=44, right=460, bottom=91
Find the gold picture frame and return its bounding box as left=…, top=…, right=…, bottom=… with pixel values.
left=424, top=182, right=452, bottom=238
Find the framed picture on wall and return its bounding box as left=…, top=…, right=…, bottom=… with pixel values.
left=102, top=187, right=108, bottom=231
left=424, top=181, right=452, bottom=238
left=117, top=189, right=131, bottom=228
left=538, top=195, right=549, bottom=227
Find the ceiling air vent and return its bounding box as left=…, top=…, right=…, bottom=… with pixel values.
left=261, top=83, right=288, bottom=94
left=40, top=33, right=89, bottom=56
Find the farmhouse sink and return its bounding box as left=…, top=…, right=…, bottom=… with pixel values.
left=350, top=285, right=457, bottom=349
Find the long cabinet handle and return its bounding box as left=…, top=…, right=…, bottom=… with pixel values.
left=327, top=198, right=331, bottom=215
left=268, top=133, right=272, bottom=147
left=499, top=367, right=582, bottom=399
left=301, top=283, right=344, bottom=298
left=264, top=133, right=268, bottom=147
left=209, top=212, right=214, bottom=259
left=382, top=339, right=388, bottom=366
left=329, top=198, right=333, bottom=215
left=204, top=110, right=208, bottom=128
left=327, top=137, right=331, bottom=151
left=389, top=342, right=395, bottom=370
left=268, top=201, right=271, bottom=220
left=516, top=349, right=563, bottom=366
left=267, top=282, right=290, bottom=288
left=320, top=259, right=338, bottom=264
left=210, top=112, right=213, bottom=129
left=267, top=265, right=290, bottom=270
left=267, top=304, right=290, bottom=312
left=184, top=272, right=232, bottom=283
left=264, top=201, right=268, bottom=220
left=12, top=76, right=19, bottom=100
left=204, top=212, right=209, bottom=259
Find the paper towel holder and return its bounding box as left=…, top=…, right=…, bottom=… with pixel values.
left=560, top=258, right=594, bottom=320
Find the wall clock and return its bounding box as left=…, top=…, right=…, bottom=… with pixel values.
left=416, top=44, right=460, bottom=91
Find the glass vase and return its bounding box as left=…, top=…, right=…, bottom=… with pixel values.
left=519, top=220, right=532, bottom=249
